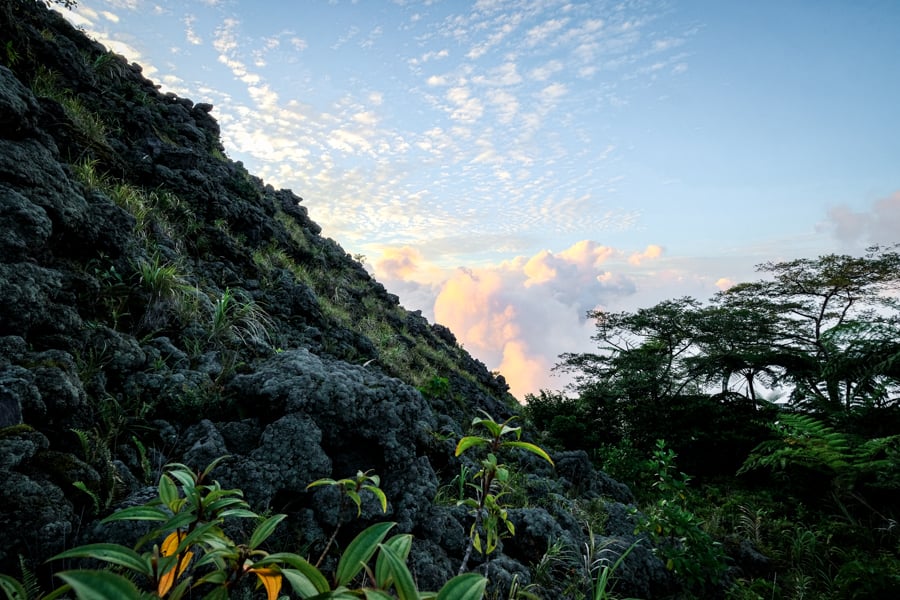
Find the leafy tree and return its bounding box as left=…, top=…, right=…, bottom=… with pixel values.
left=714, top=245, right=900, bottom=414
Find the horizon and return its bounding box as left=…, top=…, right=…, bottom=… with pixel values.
left=61, top=0, right=900, bottom=399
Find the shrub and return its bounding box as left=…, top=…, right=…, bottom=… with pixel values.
left=0, top=457, right=487, bottom=599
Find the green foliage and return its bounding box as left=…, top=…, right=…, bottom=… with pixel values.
left=0, top=458, right=487, bottom=600
left=418, top=375, right=450, bottom=400
left=739, top=413, right=852, bottom=478
left=306, top=470, right=388, bottom=568
left=208, top=288, right=274, bottom=349
left=3, top=40, right=19, bottom=67
left=454, top=411, right=554, bottom=574
left=635, top=440, right=726, bottom=595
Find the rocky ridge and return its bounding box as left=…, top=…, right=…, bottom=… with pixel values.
left=0, top=1, right=674, bottom=597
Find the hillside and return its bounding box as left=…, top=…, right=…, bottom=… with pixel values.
left=0, top=1, right=676, bottom=598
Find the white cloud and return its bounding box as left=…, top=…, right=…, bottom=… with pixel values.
left=447, top=86, right=484, bottom=123
left=529, top=60, right=563, bottom=81
left=183, top=15, right=202, bottom=45
left=525, top=18, right=569, bottom=47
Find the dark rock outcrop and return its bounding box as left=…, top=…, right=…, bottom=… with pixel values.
left=0, top=1, right=675, bottom=596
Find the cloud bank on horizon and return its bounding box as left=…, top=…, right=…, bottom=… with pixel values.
left=62, top=0, right=900, bottom=399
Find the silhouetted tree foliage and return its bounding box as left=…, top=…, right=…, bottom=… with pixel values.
left=538, top=245, right=900, bottom=477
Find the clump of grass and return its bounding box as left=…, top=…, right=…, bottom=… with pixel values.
left=208, top=288, right=274, bottom=348
left=72, top=157, right=109, bottom=191
left=32, top=65, right=109, bottom=147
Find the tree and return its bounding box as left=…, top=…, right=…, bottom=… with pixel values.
left=714, top=245, right=900, bottom=413
left=553, top=246, right=900, bottom=473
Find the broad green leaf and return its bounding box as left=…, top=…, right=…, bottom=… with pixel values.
left=200, top=455, right=233, bottom=480
left=498, top=423, right=521, bottom=439
left=201, top=586, right=230, bottom=600
left=375, top=534, right=413, bottom=588
left=38, top=584, right=72, bottom=600
left=205, top=497, right=251, bottom=515
left=335, top=522, right=395, bottom=587
left=436, top=573, right=488, bottom=600
left=158, top=473, right=180, bottom=510
left=281, top=569, right=322, bottom=597
left=50, top=543, right=152, bottom=577
left=195, top=570, right=228, bottom=586
left=166, top=577, right=194, bottom=600
left=346, top=490, right=362, bottom=515
left=250, top=514, right=287, bottom=550
left=324, top=587, right=360, bottom=600
left=218, top=508, right=260, bottom=519
left=472, top=417, right=501, bottom=438
left=162, top=509, right=201, bottom=532
left=454, top=436, right=487, bottom=456
left=0, top=574, right=26, bottom=600
left=257, top=553, right=330, bottom=593
left=362, top=589, right=394, bottom=600
left=306, top=478, right=337, bottom=489
left=55, top=570, right=140, bottom=600
left=500, top=441, right=555, bottom=466
left=363, top=485, right=388, bottom=513
left=166, top=468, right=196, bottom=493
left=100, top=505, right=168, bottom=523
left=376, top=544, right=417, bottom=600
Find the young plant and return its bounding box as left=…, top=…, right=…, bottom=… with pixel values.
left=635, top=440, right=726, bottom=595
left=9, top=457, right=488, bottom=599
left=306, top=469, right=388, bottom=567
left=454, top=410, right=554, bottom=574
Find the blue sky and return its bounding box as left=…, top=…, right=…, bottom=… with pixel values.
left=63, top=0, right=900, bottom=399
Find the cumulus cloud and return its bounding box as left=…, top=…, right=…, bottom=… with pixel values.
left=372, top=240, right=645, bottom=399
left=821, top=191, right=900, bottom=245
left=715, top=278, right=736, bottom=291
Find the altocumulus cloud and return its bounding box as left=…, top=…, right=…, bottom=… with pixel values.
left=373, top=240, right=667, bottom=399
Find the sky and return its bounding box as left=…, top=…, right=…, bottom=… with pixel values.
left=61, top=0, right=900, bottom=400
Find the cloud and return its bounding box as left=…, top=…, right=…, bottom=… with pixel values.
left=372, top=240, right=645, bottom=399
left=183, top=15, right=202, bottom=45
left=446, top=86, right=484, bottom=123
left=715, top=278, right=736, bottom=291
left=628, top=244, right=664, bottom=265
left=821, top=191, right=900, bottom=246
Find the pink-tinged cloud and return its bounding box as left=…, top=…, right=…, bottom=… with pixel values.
left=375, top=246, right=425, bottom=280
left=374, top=240, right=641, bottom=399
left=715, top=277, right=736, bottom=291
left=628, top=244, right=664, bottom=265
left=823, top=191, right=900, bottom=245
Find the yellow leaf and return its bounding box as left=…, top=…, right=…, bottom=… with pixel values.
left=252, top=568, right=282, bottom=600
left=160, top=531, right=182, bottom=557
left=158, top=531, right=193, bottom=597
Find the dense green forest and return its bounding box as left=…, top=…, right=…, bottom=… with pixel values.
left=525, top=246, right=900, bottom=598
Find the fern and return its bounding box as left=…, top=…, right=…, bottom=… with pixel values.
left=739, top=413, right=851, bottom=476
left=17, top=556, right=42, bottom=600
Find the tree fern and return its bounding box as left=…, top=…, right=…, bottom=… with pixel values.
left=739, top=413, right=851, bottom=476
